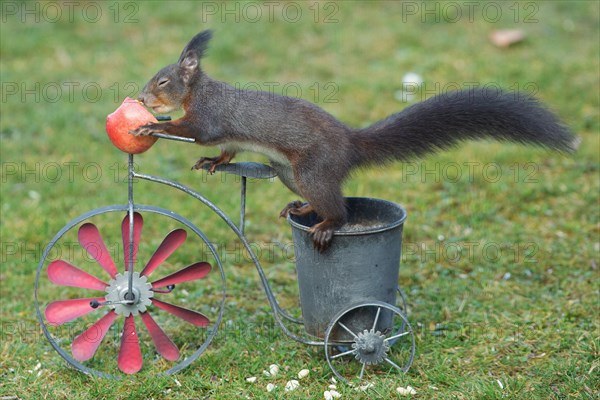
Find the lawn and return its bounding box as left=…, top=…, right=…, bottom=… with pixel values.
left=1, top=1, right=598, bottom=399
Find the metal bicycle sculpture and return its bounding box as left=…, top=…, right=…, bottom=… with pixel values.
left=35, top=128, right=415, bottom=382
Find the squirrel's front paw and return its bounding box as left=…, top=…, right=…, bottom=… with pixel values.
left=130, top=124, right=160, bottom=137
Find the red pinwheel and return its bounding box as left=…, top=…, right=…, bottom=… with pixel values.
left=44, top=212, right=211, bottom=374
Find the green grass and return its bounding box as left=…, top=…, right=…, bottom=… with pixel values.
left=1, top=1, right=599, bottom=399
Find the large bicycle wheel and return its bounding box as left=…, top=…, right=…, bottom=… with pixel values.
left=35, top=205, right=226, bottom=378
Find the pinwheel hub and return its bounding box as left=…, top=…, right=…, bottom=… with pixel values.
left=352, top=329, right=390, bottom=365
left=105, top=272, right=153, bottom=317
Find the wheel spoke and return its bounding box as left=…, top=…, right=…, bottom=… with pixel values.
left=152, top=298, right=210, bottom=326
left=78, top=223, right=118, bottom=278
left=48, top=260, right=108, bottom=291
left=371, top=307, right=382, bottom=332
left=121, top=212, right=143, bottom=271
left=337, top=322, right=358, bottom=339
left=45, top=297, right=105, bottom=325
left=118, top=315, right=142, bottom=374
left=330, top=348, right=357, bottom=360
left=384, top=357, right=404, bottom=371
left=140, top=229, right=187, bottom=277
left=359, top=362, right=367, bottom=381
left=151, top=262, right=211, bottom=289
left=384, top=331, right=410, bottom=343
left=71, top=311, right=118, bottom=362
left=140, top=312, right=180, bottom=361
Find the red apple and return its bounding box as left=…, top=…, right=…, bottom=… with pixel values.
left=106, top=97, right=158, bottom=154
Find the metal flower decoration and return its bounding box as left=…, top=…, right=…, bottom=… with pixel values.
left=44, top=212, right=211, bottom=374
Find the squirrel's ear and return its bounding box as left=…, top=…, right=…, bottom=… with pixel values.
left=179, top=54, right=198, bottom=85
left=178, top=30, right=212, bottom=85
left=177, top=30, right=213, bottom=64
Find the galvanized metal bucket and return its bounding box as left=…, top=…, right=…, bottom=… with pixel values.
left=288, top=197, right=407, bottom=341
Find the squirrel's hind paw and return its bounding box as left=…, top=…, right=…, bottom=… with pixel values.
left=308, top=219, right=339, bottom=253
left=191, top=156, right=219, bottom=173
left=191, top=151, right=236, bottom=173
left=279, top=201, right=306, bottom=218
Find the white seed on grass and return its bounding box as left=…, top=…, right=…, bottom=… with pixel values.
left=328, top=384, right=337, bottom=390
left=28, top=190, right=41, bottom=202
left=397, top=387, right=409, bottom=395
left=284, top=380, right=300, bottom=392
left=297, top=369, right=310, bottom=379
left=329, top=390, right=341, bottom=398
left=269, top=364, right=279, bottom=377
left=324, top=391, right=333, bottom=400
left=266, top=383, right=276, bottom=392
left=396, top=386, right=417, bottom=395
left=245, top=376, right=257, bottom=383
left=402, top=72, right=424, bottom=89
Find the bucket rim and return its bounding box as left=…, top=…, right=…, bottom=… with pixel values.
left=287, top=197, right=407, bottom=236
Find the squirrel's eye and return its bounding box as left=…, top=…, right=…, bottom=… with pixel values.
left=158, top=78, right=170, bottom=87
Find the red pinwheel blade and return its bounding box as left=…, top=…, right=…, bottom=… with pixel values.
left=78, top=223, right=118, bottom=278
left=151, top=262, right=211, bottom=289
left=72, top=311, right=118, bottom=362
left=140, top=312, right=180, bottom=361
left=45, top=297, right=105, bottom=325
left=121, top=212, right=143, bottom=271
left=48, top=260, right=108, bottom=291
left=140, top=229, right=187, bottom=278
left=152, top=298, right=209, bottom=327
left=118, top=315, right=143, bottom=374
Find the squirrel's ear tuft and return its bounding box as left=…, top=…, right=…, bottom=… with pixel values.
left=178, top=30, right=212, bottom=84
left=178, top=30, right=213, bottom=65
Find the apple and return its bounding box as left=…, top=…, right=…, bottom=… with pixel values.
left=106, top=97, right=158, bottom=154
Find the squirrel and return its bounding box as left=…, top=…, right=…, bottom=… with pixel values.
left=131, top=30, right=575, bottom=252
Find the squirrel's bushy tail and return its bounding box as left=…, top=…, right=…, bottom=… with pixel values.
left=351, top=89, right=576, bottom=167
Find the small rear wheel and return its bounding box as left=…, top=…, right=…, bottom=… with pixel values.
left=324, top=301, right=415, bottom=384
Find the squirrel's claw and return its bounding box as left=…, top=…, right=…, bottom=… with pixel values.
left=308, top=219, right=338, bottom=253
left=191, top=151, right=236, bottom=173
left=309, top=226, right=334, bottom=253
left=130, top=123, right=160, bottom=137
left=279, top=201, right=305, bottom=218
left=191, top=157, right=218, bottom=173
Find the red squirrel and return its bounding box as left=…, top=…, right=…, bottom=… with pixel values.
left=131, top=30, right=575, bottom=252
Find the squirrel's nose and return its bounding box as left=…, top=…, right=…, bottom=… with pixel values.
left=137, top=93, right=146, bottom=104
